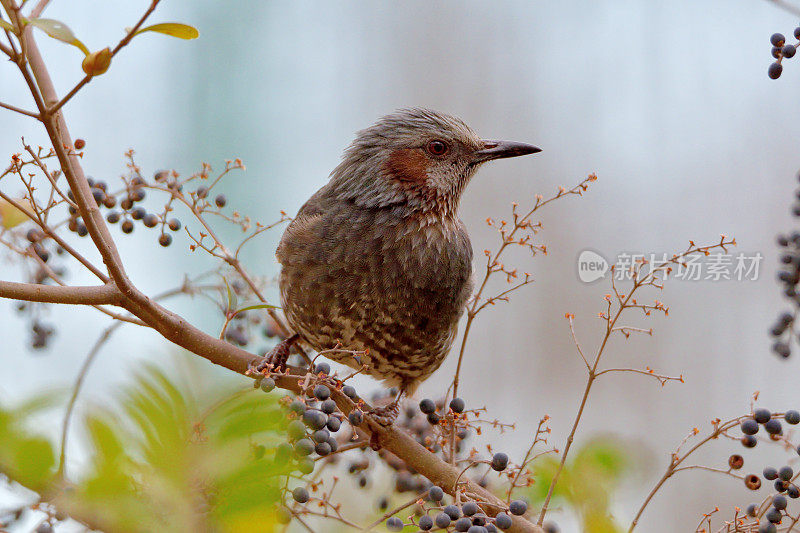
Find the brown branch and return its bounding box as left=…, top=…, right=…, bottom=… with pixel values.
left=0, top=99, right=39, bottom=118
left=47, top=0, right=160, bottom=116
left=0, top=280, right=120, bottom=304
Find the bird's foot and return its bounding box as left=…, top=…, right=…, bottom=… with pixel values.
left=369, top=401, right=400, bottom=427
left=249, top=333, right=300, bottom=375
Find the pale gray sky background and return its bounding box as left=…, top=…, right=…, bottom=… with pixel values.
left=2, top=1, right=800, bottom=531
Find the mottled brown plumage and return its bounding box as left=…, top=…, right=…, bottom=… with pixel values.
left=272, top=108, right=539, bottom=401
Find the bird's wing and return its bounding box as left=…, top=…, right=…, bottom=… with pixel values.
left=275, top=194, right=327, bottom=266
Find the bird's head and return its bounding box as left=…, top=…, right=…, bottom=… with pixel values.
left=328, top=108, right=540, bottom=217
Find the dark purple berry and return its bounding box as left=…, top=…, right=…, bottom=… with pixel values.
left=292, top=487, right=309, bottom=503
left=302, top=409, right=328, bottom=430
left=444, top=505, right=461, bottom=520
left=454, top=517, right=472, bottom=532
left=348, top=409, right=363, bottom=426
left=742, top=419, right=759, bottom=435
left=509, top=500, right=527, bottom=516
left=772, top=33, right=786, bottom=47
left=494, top=513, right=513, bottom=530
left=779, top=466, right=794, bottom=481
left=785, top=410, right=800, bottom=424
left=765, top=467, right=779, bottom=480
left=386, top=517, right=403, bottom=531
left=773, top=494, right=788, bottom=510
left=429, top=486, right=444, bottom=501
left=158, top=233, right=172, bottom=247
left=769, top=62, right=783, bottom=79
left=419, top=515, right=433, bottom=531
left=313, top=384, right=331, bottom=401
left=462, top=502, right=479, bottom=516
left=419, top=398, right=436, bottom=414
left=784, top=45, right=796, bottom=58
left=435, top=513, right=451, bottom=528
left=765, top=419, right=783, bottom=435
left=491, top=452, right=509, bottom=471
left=754, top=408, right=772, bottom=424
left=215, top=194, right=227, bottom=207
left=450, top=397, right=465, bottom=413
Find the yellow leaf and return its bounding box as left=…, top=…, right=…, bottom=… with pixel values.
left=28, top=18, right=89, bottom=55
left=134, top=22, right=199, bottom=40
left=0, top=198, right=32, bottom=229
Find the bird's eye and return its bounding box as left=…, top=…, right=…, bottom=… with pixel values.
left=426, top=140, right=448, bottom=156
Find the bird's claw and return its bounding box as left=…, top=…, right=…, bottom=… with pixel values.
left=250, top=334, right=300, bottom=375
left=369, top=402, right=400, bottom=427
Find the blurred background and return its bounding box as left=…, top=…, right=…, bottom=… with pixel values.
left=2, top=1, right=800, bottom=531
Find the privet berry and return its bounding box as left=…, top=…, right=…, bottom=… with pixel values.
left=741, top=419, right=759, bottom=435
left=765, top=419, right=783, bottom=435
left=462, top=502, right=479, bottom=516
left=348, top=409, right=364, bottom=426
left=491, top=452, right=509, bottom=472
left=435, top=513, right=452, bottom=528
left=785, top=410, right=800, bottom=424
left=215, top=194, right=227, bottom=207
left=419, top=398, right=436, bottom=414
left=444, top=504, right=462, bottom=519
left=779, top=465, right=794, bottom=481
left=509, top=500, right=527, bottom=515
left=313, top=361, right=331, bottom=375
left=168, top=218, right=181, bottom=231
left=386, top=517, right=403, bottom=531
left=764, top=467, right=779, bottom=480
left=769, top=62, right=783, bottom=80
left=450, top=397, right=465, bottom=413
left=728, top=454, right=744, bottom=470
left=294, top=438, right=314, bottom=456
left=494, top=513, right=513, bottom=530
left=773, top=494, right=788, bottom=510
left=320, top=399, right=337, bottom=414
left=260, top=377, right=275, bottom=392
left=429, top=485, right=444, bottom=501
left=313, top=384, right=331, bottom=400
left=754, top=408, right=772, bottom=424
left=302, top=409, right=328, bottom=430
left=292, top=486, right=309, bottom=503
left=158, top=233, right=172, bottom=247
left=419, top=515, right=433, bottom=531
left=454, top=517, right=472, bottom=531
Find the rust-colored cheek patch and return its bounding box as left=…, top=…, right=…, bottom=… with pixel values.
left=384, top=149, right=429, bottom=183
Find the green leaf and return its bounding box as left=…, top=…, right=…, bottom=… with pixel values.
left=27, top=18, right=89, bottom=55
left=134, top=22, right=199, bottom=40
left=0, top=19, right=13, bottom=32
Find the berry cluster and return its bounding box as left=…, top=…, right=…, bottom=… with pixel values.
left=772, top=173, right=800, bottom=358
left=736, top=408, right=800, bottom=531
left=768, top=30, right=799, bottom=79
left=383, top=491, right=530, bottom=532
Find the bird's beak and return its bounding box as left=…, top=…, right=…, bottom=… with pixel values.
left=470, top=140, right=541, bottom=164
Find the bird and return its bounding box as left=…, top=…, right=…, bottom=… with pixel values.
left=260, top=108, right=540, bottom=421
